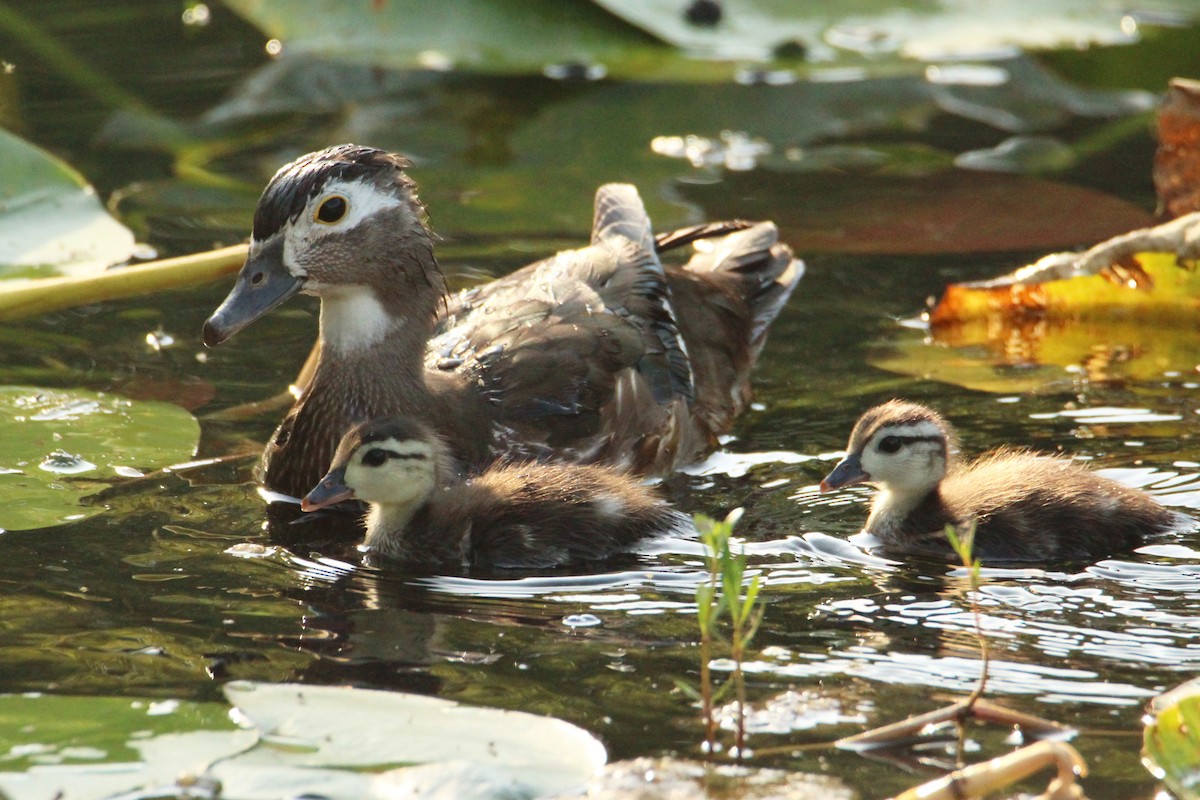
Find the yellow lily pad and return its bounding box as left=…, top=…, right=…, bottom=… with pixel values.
left=872, top=252, right=1200, bottom=393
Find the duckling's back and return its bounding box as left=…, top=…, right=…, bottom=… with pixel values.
left=417, top=462, right=687, bottom=570
left=908, top=450, right=1184, bottom=562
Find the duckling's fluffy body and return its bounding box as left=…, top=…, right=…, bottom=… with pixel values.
left=302, top=417, right=687, bottom=570
left=204, top=145, right=802, bottom=498
left=821, top=400, right=1187, bottom=562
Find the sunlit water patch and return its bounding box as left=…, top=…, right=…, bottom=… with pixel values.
left=742, top=647, right=1154, bottom=705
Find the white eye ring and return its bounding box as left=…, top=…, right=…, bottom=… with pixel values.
left=314, top=195, right=348, bottom=224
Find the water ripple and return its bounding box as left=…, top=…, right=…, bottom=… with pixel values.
left=740, top=649, right=1153, bottom=706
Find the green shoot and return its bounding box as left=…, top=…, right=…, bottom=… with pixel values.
left=945, top=520, right=990, bottom=761
left=689, top=507, right=765, bottom=761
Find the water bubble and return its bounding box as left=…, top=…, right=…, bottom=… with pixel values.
left=182, top=3, right=210, bottom=27
left=39, top=451, right=96, bottom=475
left=30, top=399, right=101, bottom=421
left=563, top=613, right=602, bottom=628
left=543, top=62, right=607, bottom=82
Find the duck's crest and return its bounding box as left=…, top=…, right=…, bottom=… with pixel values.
left=252, top=144, right=416, bottom=241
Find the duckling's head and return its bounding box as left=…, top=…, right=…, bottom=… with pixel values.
left=301, top=416, right=453, bottom=513
left=820, top=400, right=957, bottom=499
left=203, top=144, right=444, bottom=352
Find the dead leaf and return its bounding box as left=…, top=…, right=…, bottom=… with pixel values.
left=1155, top=77, right=1200, bottom=220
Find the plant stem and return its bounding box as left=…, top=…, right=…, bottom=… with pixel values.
left=0, top=244, right=247, bottom=321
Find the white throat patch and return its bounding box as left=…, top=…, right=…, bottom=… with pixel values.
left=318, top=285, right=395, bottom=353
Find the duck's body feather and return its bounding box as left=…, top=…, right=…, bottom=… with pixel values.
left=204, top=146, right=801, bottom=498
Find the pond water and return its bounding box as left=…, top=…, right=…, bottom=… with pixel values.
left=3, top=2, right=1200, bottom=798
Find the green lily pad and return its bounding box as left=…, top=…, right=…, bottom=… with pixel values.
left=0, top=682, right=608, bottom=800
left=596, top=0, right=1200, bottom=62
left=0, top=128, right=135, bottom=280
left=0, top=386, right=199, bottom=531
left=1143, top=677, right=1200, bottom=799
left=222, top=0, right=1200, bottom=80
left=222, top=0, right=706, bottom=80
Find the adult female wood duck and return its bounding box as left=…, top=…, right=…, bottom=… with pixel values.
left=203, top=145, right=802, bottom=499
left=819, top=400, right=1188, bottom=563
left=301, top=416, right=687, bottom=569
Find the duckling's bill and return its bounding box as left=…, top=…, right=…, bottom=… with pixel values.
left=819, top=454, right=868, bottom=493
left=203, top=236, right=300, bottom=347
left=301, top=465, right=355, bottom=511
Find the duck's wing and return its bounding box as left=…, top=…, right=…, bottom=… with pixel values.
left=427, top=185, right=699, bottom=467
left=663, top=221, right=804, bottom=435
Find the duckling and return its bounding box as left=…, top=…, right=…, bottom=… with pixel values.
left=300, top=416, right=688, bottom=569
left=819, top=400, right=1186, bottom=562
left=203, top=145, right=802, bottom=499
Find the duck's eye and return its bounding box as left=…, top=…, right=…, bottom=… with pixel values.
left=361, top=448, right=389, bottom=467
left=315, top=195, right=348, bottom=224
left=878, top=436, right=903, bottom=454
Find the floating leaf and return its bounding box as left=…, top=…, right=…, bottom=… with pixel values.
left=222, top=0, right=1200, bottom=79
left=0, top=386, right=199, bottom=530
left=223, top=681, right=607, bottom=796
left=871, top=205, right=1200, bottom=391
left=0, top=128, right=134, bottom=280
left=222, top=0, right=701, bottom=80
left=0, top=692, right=248, bottom=800
left=872, top=260, right=1200, bottom=393
left=595, top=0, right=1200, bottom=62
left=697, top=170, right=1150, bottom=255
left=0, top=682, right=608, bottom=800
left=1143, top=677, right=1200, bottom=799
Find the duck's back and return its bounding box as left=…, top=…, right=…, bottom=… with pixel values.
left=428, top=185, right=801, bottom=474
left=414, top=462, right=686, bottom=569
left=901, top=449, right=1180, bottom=562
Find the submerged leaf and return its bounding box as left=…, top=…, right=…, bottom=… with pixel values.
left=0, top=128, right=134, bottom=279
left=0, top=386, right=199, bottom=530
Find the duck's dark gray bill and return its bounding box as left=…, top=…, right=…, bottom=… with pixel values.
left=301, top=466, right=354, bottom=512
left=202, top=237, right=300, bottom=347
left=819, top=453, right=868, bottom=493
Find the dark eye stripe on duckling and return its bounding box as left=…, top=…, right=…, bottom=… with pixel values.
left=875, top=434, right=941, bottom=453
left=361, top=447, right=429, bottom=468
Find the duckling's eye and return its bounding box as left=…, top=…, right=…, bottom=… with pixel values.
left=878, top=436, right=903, bottom=454
left=361, top=448, right=389, bottom=467
left=315, top=195, right=348, bottom=224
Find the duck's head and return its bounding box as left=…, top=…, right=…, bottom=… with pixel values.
left=301, top=416, right=454, bottom=512
left=820, top=400, right=957, bottom=497
left=203, top=144, right=443, bottom=350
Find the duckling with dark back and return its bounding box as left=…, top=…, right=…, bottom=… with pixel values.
left=302, top=416, right=688, bottom=569
left=820, top=400, right=1190, bottom=563
left=204, top=145, right=803, bottom=498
